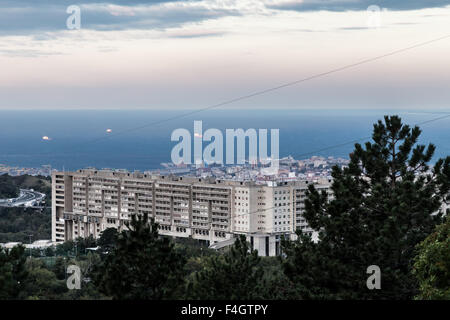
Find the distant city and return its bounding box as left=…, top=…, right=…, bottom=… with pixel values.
left=0, top=156, right=349, bottom=182
left=157, top=155, right=349, bottom=182
left=0, top=164, right=52, bottom=177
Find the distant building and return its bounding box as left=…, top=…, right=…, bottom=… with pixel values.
left=0, top=242, right=22, bottom=249
left=26, top=240, right=54, bottom=249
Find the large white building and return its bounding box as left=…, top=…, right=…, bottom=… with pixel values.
left=52, top=169, right=332, bottom=256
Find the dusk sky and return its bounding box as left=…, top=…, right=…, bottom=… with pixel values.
left=1, top=0, right=450, bottom=110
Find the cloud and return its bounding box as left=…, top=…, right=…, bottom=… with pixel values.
left=267, top=0, right=450, bottom=12
left=107, top=5, right=137, bottom=17
left=0, top=0, right=448, bottom=37
left=165, top=30, right=226, bottom=38
left=0, top=0, right=242, bottom=36
left=79, top=2, right=242, bottom=31
left=0, top=47, right=64, bottom=58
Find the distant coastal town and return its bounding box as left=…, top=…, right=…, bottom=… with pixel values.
left=0, top=164, right=52, bottom=177
left=155, top=155, right=349, bottom=182
left=0, top=156, right=350, bottom=181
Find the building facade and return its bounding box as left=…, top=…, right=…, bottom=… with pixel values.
left=52, top=169, right=332, bottom=256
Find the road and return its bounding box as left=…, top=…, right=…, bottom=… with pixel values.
left=0, top=189, right=46, bottom=207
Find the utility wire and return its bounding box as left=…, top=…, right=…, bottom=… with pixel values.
left=60, top=34, right=450, bottom=149
left=29, top=34, right=450, bottom=170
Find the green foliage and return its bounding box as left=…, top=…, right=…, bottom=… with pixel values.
left=282, top=115, right=450, bottom=299
left=73, top=236, right=97, bottom=257
left=44, top=246, right=55, bottom=257
left=52, top=257, right=67, bottom=280
left=0, top=245, right=28, bottom=299
left=63, top=252, right=108, bottom=300
left=18, top=258, right=67, bottom=300
left=257, top=256, right=301, bottom=300
left=93, top=212, right=186, bottom=300
left=97, top=227, right=118, bottom=253
left=9, top=254, right=108, bottom=300
left=0, top=174, right=19, bottom=198
left=55, top=240, right=75, bottom=256
left=51, top=237, right=97, bottom=258
left=174, top=237, right=216, bottom=258
left=187, top=235, right=265, bottom=300
left=0, top=207, right=51, bottom=243
left=413, top=216, right=450, bottom=299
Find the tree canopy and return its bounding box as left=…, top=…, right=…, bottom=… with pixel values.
left=187, top=235, right=265, bottom=300
left=413, top=215, right=450, bottom=299
left=0, top=245, right=28, bottom=299
left=93, top=212, right=186, bottom=300
left=282, top=115, right=450, bottom=299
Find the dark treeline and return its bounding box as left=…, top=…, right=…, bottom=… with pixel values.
left=0, top=215, right=448, bottom=300
left=0, top=207, right=51, bottom=243
left=0, top=228, right=293, bottom=300
left=0, top=174, right=19, bottom=198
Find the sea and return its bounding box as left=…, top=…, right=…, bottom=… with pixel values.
left=0, top=109, right=448, bottom=171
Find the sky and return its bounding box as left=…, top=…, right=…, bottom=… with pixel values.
left=0, top=0, right=450, bottom=110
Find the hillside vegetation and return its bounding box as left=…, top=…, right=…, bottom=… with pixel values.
left=0, top=207, right=51, bottom=243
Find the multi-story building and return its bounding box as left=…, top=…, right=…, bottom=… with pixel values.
left=291, top=179, right=333, bottom=238
left=52, top=169, right=332, bottom=256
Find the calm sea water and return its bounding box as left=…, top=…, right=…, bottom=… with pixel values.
left=0, top=109, right=448, bottom=171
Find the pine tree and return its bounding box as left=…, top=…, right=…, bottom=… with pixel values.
left=413, top=215, right=450, bottom=299
left=97, top=227, right=119, bottom=254
left=282, top=115, right=450, bottom=299
left=187, top=235, right=264, bottom=299
left=93, top=212, right=186, bottom=300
